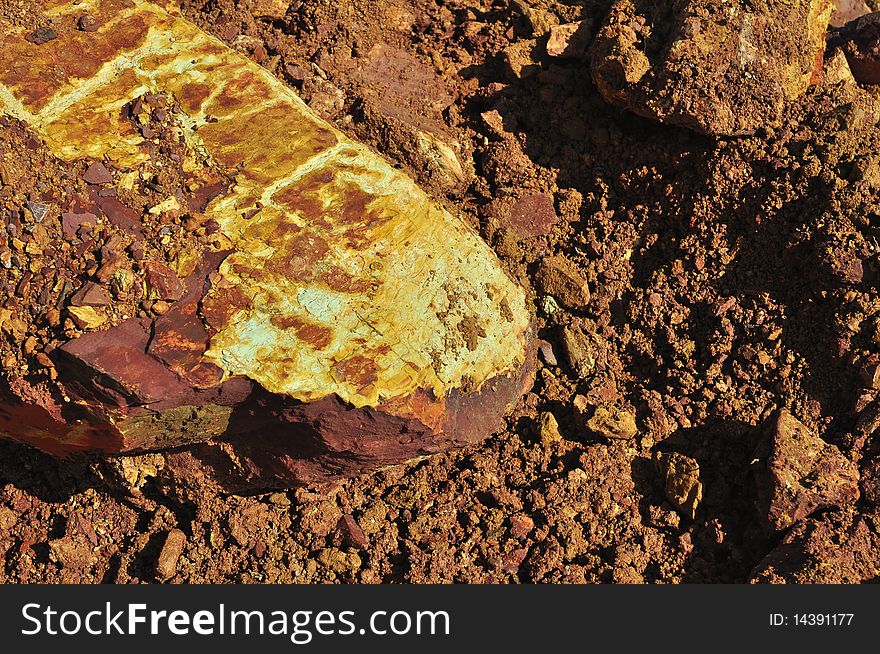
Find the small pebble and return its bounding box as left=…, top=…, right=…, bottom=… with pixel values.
left=78, top=15, right=99, bottom=32
left=537, top=339, right=557, bottom=366
left=155, top=528, right=186, bottom=580
left=25, top=27, right=58, bottom=45
left=539, top=411, right=563, bottom=444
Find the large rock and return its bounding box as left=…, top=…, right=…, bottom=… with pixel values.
left=754, top=410, right=860, bottom=532
left=829, top=12, right=880, bottom=84
left=590, top=0, right=834, bottom=135
left=0, top=0, right=534, bottom=490
left=751, top=509, right=880, bottom=583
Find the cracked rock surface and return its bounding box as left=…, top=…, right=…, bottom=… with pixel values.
left=0, top=0, right=534, bottom=489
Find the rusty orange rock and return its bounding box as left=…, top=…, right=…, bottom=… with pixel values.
left=0, top=0, right=534, bottom=489
left=590, top=0, right=835, bottom=135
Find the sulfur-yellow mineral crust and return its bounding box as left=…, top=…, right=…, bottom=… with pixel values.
left=0, top=0, right=535, bottom=488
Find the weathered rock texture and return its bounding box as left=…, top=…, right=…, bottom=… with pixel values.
left=829, top=12, right=880, bottom=84
left=832, top=0, right=871, bottom=28
left=590, top=0, right=835, bottom=136
left=755, top=411, right=860, bottom=532
left=0, top=0, right=534, bottom=489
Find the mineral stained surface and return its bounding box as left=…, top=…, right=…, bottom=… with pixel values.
left=0, top=0, right=535, bottom=489
left=590, top=0, right=835, bottom=136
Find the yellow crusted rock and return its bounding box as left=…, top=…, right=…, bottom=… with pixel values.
left=0, top=0, right=534, bottom=487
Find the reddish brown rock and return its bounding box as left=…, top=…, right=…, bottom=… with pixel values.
left=82, top=162, right=113, bottom=185
left=338, top=515, right=369, bottom=550
left=155, top=528, right=186, bottom=580
left=590, top=0, right=834, bottom=135
left=535, top=255, right=590, bottom=310
left=751, top=509, right=880, bottom=583
left=499, top=547, right=528, bottom=574
left=69, top=282, right=111, bottom=307
left=61, top=211, right=96, bottom=238
left=755, top=410, right=860, bottom=532
left=506, top=194, right=560, bottom=239
left=509, top=514, right=535, bottom=539
left=829, top=12, right=880, bottom=84
left=96, top=196, right=141, bottom=234
left=25, top=27, right=57, bottom=45
left=143, top=260, right=184, bottom=302
left=77, top=15, right=100, bottom=33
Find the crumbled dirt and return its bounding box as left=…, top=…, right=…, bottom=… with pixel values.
left=2, top=0, right=880, bottom=583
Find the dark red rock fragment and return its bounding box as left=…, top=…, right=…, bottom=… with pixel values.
left=82, top=162, right=113, bottom=185
left=25, top=27, right=57, bottom=45
left=506, top=193, right=560, bottom=239
left=69, top=282, right=111, bottom=307
left=61, top=212, right=98, bottom=238
left=338, top=514, right=369, bottom=549
left=78, top=15, right=100, bottom=32
left=754, top=410, right=860, bottom=532
left=96, top=196, right=141, bottom=234
left=144, top=260, right=184, bottom=301
left=829, top=12, right=880, bottom=85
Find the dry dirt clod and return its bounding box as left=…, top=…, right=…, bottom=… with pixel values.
left=546, top=22, right=590, bottom=59
left=317, top=547, right=361, bottom=575
left=560, top=325, right=595, bottom=378
left=654, top=451, right=702, bottom=520
left=49, top=537, right=96, bottom=570
left=253, top=0, right=290, bottom=21
left=536, top=255, right=590, bottom=310
left=751, top=509, right=880, bottom=583
left=155, top=528, right=187, bottom=580
left=590, top=0, right=835, bottom=135
left=754, top=410, right=860, bottom=532
left=587, top=406, right=637, bottom=440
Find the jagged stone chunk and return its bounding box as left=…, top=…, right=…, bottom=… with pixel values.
left=590, top=0, right=834, bottom=135
left=755, top=410, right=860, bottom=532
left=654, top=451, right=702, bottom=520
left=0, top=0, right=534, bottom=489
left=829, top=12, right=880, bottom=85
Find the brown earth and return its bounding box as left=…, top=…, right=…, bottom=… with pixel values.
left=1, top=0, right=880, bottom=583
